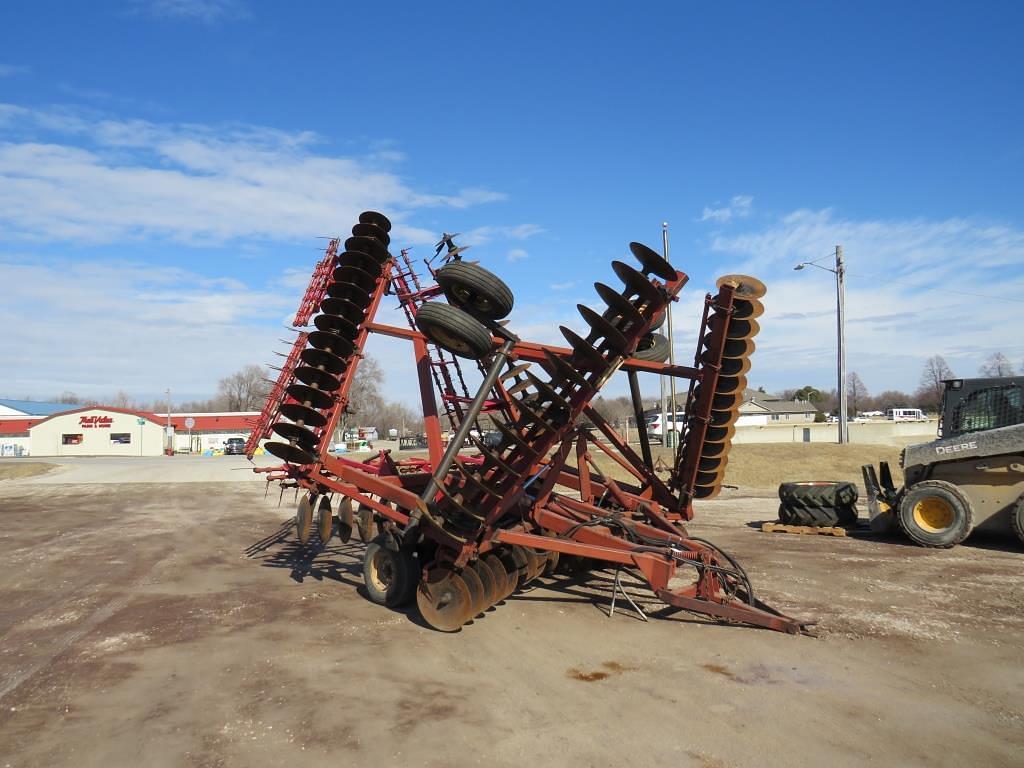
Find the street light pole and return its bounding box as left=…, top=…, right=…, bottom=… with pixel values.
left=794, top=246, right=848, bottom=444
left=835, top=246, right=848, bottom=444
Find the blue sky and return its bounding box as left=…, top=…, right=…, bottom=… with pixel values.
left=1, top=1, right=1022, bottom=406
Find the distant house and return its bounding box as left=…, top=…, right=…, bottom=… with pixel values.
left=736, top=391, right=819, bottom=426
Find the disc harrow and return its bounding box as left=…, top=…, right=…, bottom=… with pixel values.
left=251, top=212, right=813, bottom=637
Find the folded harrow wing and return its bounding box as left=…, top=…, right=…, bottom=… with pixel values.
left=251, top=211, right=811, bottom=635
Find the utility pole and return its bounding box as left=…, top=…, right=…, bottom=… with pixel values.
left=836, top=245, right=848, bottom=444
left=663, top=222, right=677, bottom=448
left=165, top=388, right=172, bottom=455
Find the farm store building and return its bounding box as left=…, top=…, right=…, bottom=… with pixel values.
left=0, top=406, right=258, bottom=457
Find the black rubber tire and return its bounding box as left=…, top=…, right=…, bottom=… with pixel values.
left=415, top=301, right=493, bottom=359
left=362, top=536, right=415, bottom=607
left=436, top=262, right=514, bottom=320
left=778, top=481, right=858, bottom=509
left=897, top=480, right=974, bottom=548
left=632, top=332, right=670, bottom=363
left=778, top=502, right=858, bottom=528
left=1012, top=494, right=1024, bottom=545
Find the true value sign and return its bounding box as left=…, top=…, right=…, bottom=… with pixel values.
left=79, top=415, right=114, bottom=429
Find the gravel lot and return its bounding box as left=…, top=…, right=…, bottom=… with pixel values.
left=1, top=457, right=1022, bottom=767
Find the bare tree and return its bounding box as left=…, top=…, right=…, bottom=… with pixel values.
left=217, top=364, right=271, bottom=411
left=345, top=356, right=384, bottom=428
left=979, top=352, right=1014, bottom=377
left=915, top=355, right=955, bottom=412
left=57, top=391, right=80, bottom=404
left=846, top=372, right=869, bottom=416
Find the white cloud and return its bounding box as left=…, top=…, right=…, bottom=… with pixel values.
left=549, top=281, right=575, bottom=291
left=0, top=64, right=30, bottom=78
left=701, top=194, right=753, bottom=223
left=507, top=248, right=528, bottom=262
left=141, top=0, right=248, bottom=22
left=708, top=208, right=1024, bottom=394
left=0, top=104, right=505, bottom=247
left=461, top=223, right=545, bottom=246
left=0, top=257, right=293, bottom=401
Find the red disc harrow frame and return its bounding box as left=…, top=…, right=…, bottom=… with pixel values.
left=251, top=211, right=812, bottom=635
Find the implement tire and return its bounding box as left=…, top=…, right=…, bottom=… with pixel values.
left=363, top=536, right=416, bottom=607
left=632, top=332, right=670, bottom=363
left=436, top=262, right=514, bottom=320
left=415, top=301, right=493, bottom=359
left=898, top=480, right=973, bottom=548
left=1012, top=494, right=1024, bottom=545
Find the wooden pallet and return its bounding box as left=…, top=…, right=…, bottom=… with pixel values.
left=761, top=522, right=847, bottom=537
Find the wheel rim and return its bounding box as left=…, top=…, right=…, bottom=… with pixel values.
left=450, top=282, right=496, bottom=314
left=913, top=497, right=955, bottom=532
left=368, top=549, right=396, bottom=593
left=426, top=324, right=473, bottom=355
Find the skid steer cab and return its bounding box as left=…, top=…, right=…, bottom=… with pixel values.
left=862, top=376, right=1024, bottom=548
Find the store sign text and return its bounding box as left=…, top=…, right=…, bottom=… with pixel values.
left=80, top=416, right=114, bottom=429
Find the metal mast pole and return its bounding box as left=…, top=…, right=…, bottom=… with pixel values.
left=663, top=223, right=677, bottom=448
left=836, top=245, right=848, bottom=444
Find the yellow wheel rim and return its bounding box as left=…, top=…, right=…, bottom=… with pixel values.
left=913, top=497, right=955, bottom=532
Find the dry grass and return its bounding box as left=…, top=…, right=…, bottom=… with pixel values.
left=590, top=443, right=904, bottom=493
left=0, top=462, right=58, bottom=481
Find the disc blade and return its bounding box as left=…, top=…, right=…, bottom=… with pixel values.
left=417, top=570, right=472, bottom=632
left=316, top=496, right=333, bottom=544
left=279, top=402, right=327, bottom=428
left=306, top=330, right=355, bottom=358
left=470, top=559, right=498, bottom=609
left=286, top=383, right=333, bottom=410
left=319, top=296, right=366, bottom=326
left=578, top=304, right=629, bottom=353
left=351, top=221, right=391, bottom=246
left=717, top=274, right=766, bottom=300
left=731, top=298, right=765, bottom=320
left=358, top=210, right=392, bottom=232
left=482, top=553, right=513, bottom=600
left=296, top=494, right=314, bottom=544
left=629, top=241, right=677, bottom=282
left=332, top=264, right=378, bottom=293
left=293, top=365, right=341, bottom=392
left=314, top=312, right=360, bottom=338
left=559, top=326, right=610, bottom=374
left=611, top=260, right=662, bottom=305
left=725, top=318, right=761, bottom=341
left=344, top=235, right=389, bottom=261
left=460, top=564, right=487, bottom=619
left=272, top=422, right=319, bottom=448
left=336, top=497, right=353, bottom=543
left=264, top=441, right=317, bottom=465
left=594, top=281, right=644, bottom=330
left=334, top=251, right=380, bottom=276
left=299, top=347, right=347, bottom=375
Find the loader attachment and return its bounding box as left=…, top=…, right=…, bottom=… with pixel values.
left=861, top=461, right=899, bottom=532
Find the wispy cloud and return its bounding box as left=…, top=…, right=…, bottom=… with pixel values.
left=462, top=223, right=545, bottom=246
left=0, top=104, right=506, bottom=246
left=140, top=0, right=248, bottom=23
left=549, top=281, right=575, bottom=291
left=0, top=64, right=30, bottom=78
left=708, top=207, right=1024, bottom=393
left=701, top=194, right=753, bottom=223
left=507, top=248, right=528, bottom=262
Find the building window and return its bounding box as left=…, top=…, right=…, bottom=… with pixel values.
left=771, top=414, right=780, bottom=422
left=110, top=433, right=131, bottom=444
left=62, top=433, right=83, bottom=445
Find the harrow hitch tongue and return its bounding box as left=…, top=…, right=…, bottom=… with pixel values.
left=250, top=211, right=811, bottom=636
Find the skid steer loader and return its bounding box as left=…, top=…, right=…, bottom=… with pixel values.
left=862, top=376, right=1024, bottom=548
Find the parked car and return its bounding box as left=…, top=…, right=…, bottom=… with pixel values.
left=223, top=437, right=246, bottom=455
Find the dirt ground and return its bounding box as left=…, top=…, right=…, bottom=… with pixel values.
left=0, top=461, right=57, bottom=482
left=1, top=461, right=1023, bottom=767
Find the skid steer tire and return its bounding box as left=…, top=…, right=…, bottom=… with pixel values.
left=897, top=480, right=973, bottom=548
left=777, top=502, right=857, bottom=528
left=779, top=481, right=858, bottom=509
left=1012, top=495, right=1024, bottom=546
